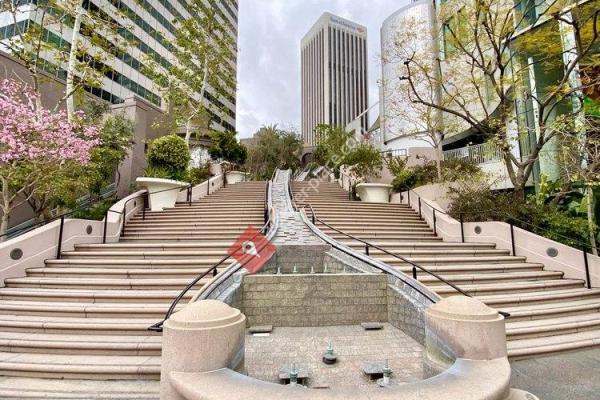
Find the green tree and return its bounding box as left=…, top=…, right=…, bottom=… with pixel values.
left=145, top=135, right=191, bottom=181
left=143, top=0, right=236, bottom=143
left=311, top=124, right=356, bottom=177
left=344, top=144, right=384, bottom=182
left=245, top=125, right=302, bottom=179
left=391, top=0, right=600, bottom=197
left=0, top=0, right=129, bottom=118
left=208, top=131, right=247, bottom=166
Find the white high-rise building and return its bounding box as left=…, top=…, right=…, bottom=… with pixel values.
left=301, top=12, right=368, bottom=146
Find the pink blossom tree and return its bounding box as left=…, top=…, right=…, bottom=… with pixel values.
left=0, top=79, right=100, bottom=239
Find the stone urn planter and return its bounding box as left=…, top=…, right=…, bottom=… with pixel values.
left=355, top=183, right=392, bottom=203
left=136, top=177, right=189, bottom=211
left=226, top=171, right=249, bottom=184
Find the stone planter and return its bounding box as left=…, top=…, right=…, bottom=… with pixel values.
left=226, top=171, right=249, bottom=184
left=136, top=177, right=189, bottom=212
left=355, top=183, right=392, bottom=203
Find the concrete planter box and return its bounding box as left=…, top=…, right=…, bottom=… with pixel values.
left=226, top=171, right=249, bottom=184
left=136, top=177, right=189, bottom=211
left=356, top=183, right=392, bottom=203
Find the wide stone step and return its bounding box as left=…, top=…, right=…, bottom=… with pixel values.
left=122, top=226, right=255, bottom=233
left=0, top=301, right=177, bottom=318
left=320, top=227, right=433, bottom=235
left=435, top=279, right=584, bottom=296
left=0, top=287, right=192, bottom=303
left=506, top=313, right=600, bottom=340
left=328, top=233, right=442, bottom=241
left=0, top=377, right=159, bottom=399
left=0, top=352, right=160, bottom=379
left=318, top=214, right=424, bottom=221
left=4, top=277, right=199, bottom=290
left=60, top=250, right=229, bottom=260
left=362, top=248, right=511, bottom=257
left=395, top=263, right=544, bottom=275
left=120, top=234, right=244, bottom=242
left=379, top=255, right=528, bottom=266
left=74, top=242, right=235, bottom=251
left=502, top=298, right=600, bottom=321
left=479, top=288, right=600, bottom=307
left=126, top=218, right=264, bottom=226
left=28, top=267, right=216, bottom=279
left=0, top=315, right=158, bottom=335
left=507, top=329, right=600, bottom=359
left=321, top=229, right=436, bottom=237
left=46, top=258, right=225, bottom=267
left=419, top=270, right=563, bottom=285
left=340, top=240, right=497, bottom=250
left=0, top=332, right=161, bottom=355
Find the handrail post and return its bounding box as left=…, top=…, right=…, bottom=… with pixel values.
left=583, top=246, right=592, bottom=289
left=365, top=244, right=369, bottom=256
left=187, top=185, right=192, bottom=206
left=412, top=265, right=417, bottom=279
left=207, top=178, right=210, bottom=196
left=459, top=213, right=464, bottom=243
left=102, top=210, right=109, bottom=244
left=418, top=197, right=421, bottom=218
left=213, top=266, right=218, bottom=277
left=407, top=189, right=411, bottom=207
left=56, top=216, right=65, bottom=259
left=433, top=208, right=437, bottom=236
left=509, top=222, right=516, bottom=256
left=142, top=193, right=147, bottom=220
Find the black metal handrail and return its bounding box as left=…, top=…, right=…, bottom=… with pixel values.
left=306, top=204, right=510, bottom=318
left=149, top=180, right=273, bottom=333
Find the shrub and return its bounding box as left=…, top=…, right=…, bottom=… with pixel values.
left=446, top=177, right=592, bottom=250
left=72, top=198, right=117, bottom=221
left=188, top=163, right=212, bottom=185
left=344, top=144, right=383, bottom=182
left=209, top=131, right=247, bottom=165
left=146, top=135, right=190, bottom=180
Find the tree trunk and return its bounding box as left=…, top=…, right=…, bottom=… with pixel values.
left=184, top=117, right=193, bottom=143
left=586, top=186, right=598, bottom=256
left=0, top=213, right=8, bottom=243
left=434, top=138, right=443, bottom=182
left=66, top=3, right=84, bottom=122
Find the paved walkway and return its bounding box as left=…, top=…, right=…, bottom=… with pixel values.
left=271, top=170, right=323, bottom=246
left=244, top=324, right=423, bottom=389
left=511, top=349, right=600, bottom=400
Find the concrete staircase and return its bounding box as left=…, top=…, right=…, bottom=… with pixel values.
left=0, top=181, right=266, bottom=398
left=293, top=181, right=600, bottom=359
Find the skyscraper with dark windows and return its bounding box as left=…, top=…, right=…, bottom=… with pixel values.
left=301, top=12, right=368, bottom=146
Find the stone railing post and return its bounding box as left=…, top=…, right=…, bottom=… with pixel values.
left=160, top=300, right=246, bottom=400
left=424, top=296, right=507, bottom=377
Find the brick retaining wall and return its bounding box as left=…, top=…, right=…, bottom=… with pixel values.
left=242, top=274, right=388, bottom=327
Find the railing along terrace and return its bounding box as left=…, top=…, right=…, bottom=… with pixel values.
left=443, top=142, right=502, bottom=164
left=403, top=187, right=594, bottom=290
left=380, top=148, right=408, bottom=158
left=304, top=204, right=510, bottom=318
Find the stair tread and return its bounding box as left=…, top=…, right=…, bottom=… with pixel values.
left=508, top=329, right=600, bottom=350
left=0, top=377, right=158, bottom=399
left=507, top=313, right=600, bottom=331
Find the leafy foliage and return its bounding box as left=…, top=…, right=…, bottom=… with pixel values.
left=311, top=124, right=355, bottom=177
left=447, top=176, right=594, bottom=250
left=145, top=135, right=190, bottom=180
left=344, top=144, right=383, bottom=182
left=389, top=157, right=481, bottom=192
left=245, top=125, right=302, bottom=180
left=188, top=163, right=213, bottom=185
left=208, top=131, right=247, bottom=166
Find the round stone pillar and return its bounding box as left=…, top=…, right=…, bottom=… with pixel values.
left=160, top=300, right=246, bottom=400
left=424, top=296, right=506, bottom=376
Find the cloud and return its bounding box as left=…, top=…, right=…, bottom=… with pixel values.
left=236, top=0, right=410, bottom=138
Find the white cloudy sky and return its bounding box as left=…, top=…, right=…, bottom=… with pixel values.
left=236, top=0, right=410, bottom=138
